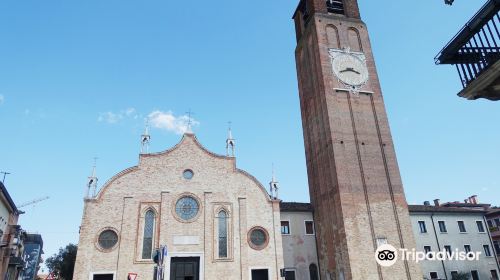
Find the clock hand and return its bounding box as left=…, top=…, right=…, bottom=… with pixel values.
left=339, top=67, right=361, bottom=75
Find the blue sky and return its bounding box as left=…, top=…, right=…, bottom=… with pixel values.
left=1, top=0, right=499, bottom=269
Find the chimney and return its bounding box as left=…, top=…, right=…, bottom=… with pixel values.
left=424, top=201, right=430, bottom=206
left=470, top=195, right=478, bottom=204
left=433, top=199, right=440, bottom=207
left=465, top=199, right=469, bottom=203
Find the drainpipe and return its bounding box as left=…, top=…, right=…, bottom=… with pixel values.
left=430, top=213, right=448, bottom=280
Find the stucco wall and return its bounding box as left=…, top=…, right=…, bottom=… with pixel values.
left=410, top=211, right=500, bottom=279
left=280, top=211, right=319, bottom=280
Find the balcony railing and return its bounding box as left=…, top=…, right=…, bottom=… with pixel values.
left=435, top=0, right=500, bottom=97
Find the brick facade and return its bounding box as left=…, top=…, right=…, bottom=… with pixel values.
left=293, top=1, right=422, bottom=279
left=73, top=134, right=284, bottom=280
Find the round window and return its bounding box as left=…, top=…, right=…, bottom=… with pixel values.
left=98, top=229, right=118, bottom=250
left=175, top=196, right=199, bottom=221
left=248, top=227, right=268, bottom=250
left=183, top=169, right=194, bottom=180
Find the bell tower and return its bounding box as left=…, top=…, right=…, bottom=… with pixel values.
left=293, top=0, right=421, bottom=279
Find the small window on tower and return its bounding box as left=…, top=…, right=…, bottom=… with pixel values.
left=326, top=0, right=345, bottom=15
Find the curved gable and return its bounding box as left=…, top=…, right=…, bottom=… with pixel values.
left=140, top=133, right=229, bottom=160
left=91, top=133, right=272, bottom=203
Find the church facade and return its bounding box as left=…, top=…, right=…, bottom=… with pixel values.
left=73, top=134, right=284, bottom=280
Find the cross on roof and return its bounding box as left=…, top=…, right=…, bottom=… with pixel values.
left=186, top=109, right=195, bottom=133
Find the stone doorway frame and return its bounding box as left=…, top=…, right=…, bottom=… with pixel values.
left=166, top=252, right=204, bottom=280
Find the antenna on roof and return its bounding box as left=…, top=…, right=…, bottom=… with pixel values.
left=0, top=171, right=11, bottom=184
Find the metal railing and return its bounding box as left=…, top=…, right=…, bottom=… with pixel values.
left=435, top=0, right=500, bottom=88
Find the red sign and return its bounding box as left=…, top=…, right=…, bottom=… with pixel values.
left=128, top=273, right=138, bottom=280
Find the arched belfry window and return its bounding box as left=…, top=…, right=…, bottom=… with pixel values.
left=326, top=0, right=345, bottom=15
left=309, top=263, right=319, bottom=280
left=217, top=210, right=228, bottom=258
left=142, top=209, right=156, bottom=259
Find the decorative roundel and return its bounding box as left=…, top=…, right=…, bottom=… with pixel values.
left=248, top=227, right=269, bottom=250
left=175, top=196, right=200, bottom=221
left=97, top=229, right=119, bottom=251
left=183, top=169, right=194, bottom=180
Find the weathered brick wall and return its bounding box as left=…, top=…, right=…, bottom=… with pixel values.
left=294, top=7, right=422, bottom=280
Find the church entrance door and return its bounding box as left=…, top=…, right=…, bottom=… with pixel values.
left=169, top=257, right=200, bottom=280
left=92, top=274, right=113, bottom=280
left=92, top=274, right=114, bottom=280
left=251, top=269, right=269, bottom=280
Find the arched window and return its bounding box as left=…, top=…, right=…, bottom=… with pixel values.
left=217, top=210, right=228, bottom=258
left=348, top=28, right=363, bottom=52
left=142, top=210, right=155, bottom=259
left=309, top=263, right=319, bottom=280
left=326, top=25, right=340, bottom=49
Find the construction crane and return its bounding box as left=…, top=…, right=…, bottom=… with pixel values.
left=18, top=196, right=50, bottom=208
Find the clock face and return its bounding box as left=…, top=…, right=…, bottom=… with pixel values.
left=331, top=53, right=369, bottom=87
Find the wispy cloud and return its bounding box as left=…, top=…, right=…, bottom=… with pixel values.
left=125, top=108, right=137, bottom=118
left=98, top=108, right=138, bottom=124
left=148, top=110, right=199, bottom=135
left=0, top=95, right=4, bottom=105
left=97, top=108, right=198, bottom=135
